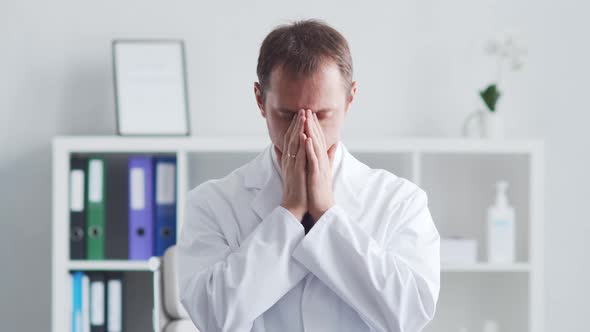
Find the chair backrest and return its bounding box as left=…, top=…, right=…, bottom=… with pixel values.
left=161, top=246, right=200, bottom=332
left=162, top=246, right=190, bottom=320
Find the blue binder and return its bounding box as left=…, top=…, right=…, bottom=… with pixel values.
left=72, top=272, right=83, bottom=332
left=154, top=157, right=177, bottom=256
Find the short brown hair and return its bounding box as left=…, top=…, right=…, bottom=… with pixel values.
left=256, top=19, right=353, bottom=101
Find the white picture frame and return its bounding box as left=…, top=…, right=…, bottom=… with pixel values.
left=112, top=40, right=190, bottom=136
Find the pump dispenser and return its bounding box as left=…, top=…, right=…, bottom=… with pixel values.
left=487, top=180, right=515, bottom=263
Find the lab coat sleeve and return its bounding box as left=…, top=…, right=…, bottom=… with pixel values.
left=292, top=188, right=440, bottom=332
left=177, top=189, right=310, bottom=332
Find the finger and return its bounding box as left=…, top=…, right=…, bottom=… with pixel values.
left=306, top=111, right=324, bottom=164
left=308, top=110, right=326, bottom=153
left=305, top=110, right=319, bottom=147
left=296, top=132, right=307, bottom=169
left=305, top=109, right=320, bottom=144
left=311, top=112, right=327, bottom=155
left=313, top=113, right=331, bottom=167
left=287, top=110, right=305, bottom=152
left=283, top=112, right=299, bottom=153
left=305, top=137, right=319, bottom=175
left=288, top=111, right=305, bottom=157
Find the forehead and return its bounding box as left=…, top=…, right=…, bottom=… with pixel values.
left=266, top=61, right=347, bottom=111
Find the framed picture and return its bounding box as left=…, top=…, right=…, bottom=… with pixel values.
left=112, top=39, right=190, bottom=136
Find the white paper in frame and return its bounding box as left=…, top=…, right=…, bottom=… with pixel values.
left=113, top=40, right=190, bottom=136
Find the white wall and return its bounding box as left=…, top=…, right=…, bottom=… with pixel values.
left=1, top=0, right=588, bottom=330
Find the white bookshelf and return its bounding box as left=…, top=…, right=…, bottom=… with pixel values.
left=67, top=258, right=160, bottom=272
left=441, top=263, right=531, bottom=273
left=52, top=136, right=544, bottom=332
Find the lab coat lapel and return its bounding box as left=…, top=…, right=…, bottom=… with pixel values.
left=244, top=145, right=283, bottom=221
left=244, top=142, right=365, bottom=222
left=332, top=143, right=365, bottom=218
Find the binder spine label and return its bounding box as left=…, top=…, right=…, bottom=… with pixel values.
left=70, top=170, right=85, bottom=212
left=156, top=163, right=176, bottom=205
left=130, top=168, right=145, bottom=210
left=107, top=279, right=123, bottom=332
left=90, top=281, right=105, bottom=325
left=89, top=160, right=103, bottom=203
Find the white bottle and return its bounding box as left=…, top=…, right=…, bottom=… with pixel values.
left=487, top=180, right=515, bottom=263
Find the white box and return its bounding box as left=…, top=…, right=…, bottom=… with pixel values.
left=441, top=237, right=478, bottom=264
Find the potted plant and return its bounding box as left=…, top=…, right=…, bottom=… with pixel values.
left=463, top=32, right=526, bottom=138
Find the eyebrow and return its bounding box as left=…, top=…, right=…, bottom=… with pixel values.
left=277, top=108, right=333, bottom=113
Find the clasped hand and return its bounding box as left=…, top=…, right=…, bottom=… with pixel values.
left=276, top=109, right=338, bottom=224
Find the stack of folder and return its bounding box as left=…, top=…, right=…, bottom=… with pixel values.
left=70, top=271, right=124, bottom=332
left=69, top=155, right=177, bottom=260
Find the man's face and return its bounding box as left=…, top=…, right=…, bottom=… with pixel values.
left=255, top=61, right=356, bottom=153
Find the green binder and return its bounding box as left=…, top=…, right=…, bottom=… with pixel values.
left=86, top=158, right=105, bottom=260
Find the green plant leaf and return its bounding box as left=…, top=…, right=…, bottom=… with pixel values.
left=480, top=84, right=501, bottom=112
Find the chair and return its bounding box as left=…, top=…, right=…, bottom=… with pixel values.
left=159, top=245, right=200, bottom=332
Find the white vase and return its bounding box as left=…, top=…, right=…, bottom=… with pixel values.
left=484, top=111, right=504, bottom=139
left=462, top=110, right=504, bottom=139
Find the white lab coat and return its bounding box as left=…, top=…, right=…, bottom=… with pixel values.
left=177, top=141, right=440, bottom=332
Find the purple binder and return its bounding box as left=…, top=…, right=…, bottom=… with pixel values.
left=128, top=156, right=154, bottom=260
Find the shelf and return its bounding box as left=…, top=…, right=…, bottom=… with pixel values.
left=52, top=136, right=543, bottom=154
left=442, top=263, right=530, bottom=272
left=68, top=258, right=161, bottom=272
left=53, top=136, right=270, bottom=153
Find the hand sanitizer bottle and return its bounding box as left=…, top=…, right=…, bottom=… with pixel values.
left=487, top=180, right=515, bottom=263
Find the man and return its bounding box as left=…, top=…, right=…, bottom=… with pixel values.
left=178, top=19, right=440, bottom=332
